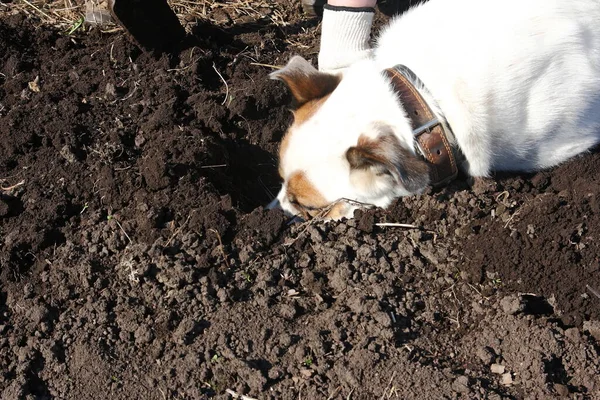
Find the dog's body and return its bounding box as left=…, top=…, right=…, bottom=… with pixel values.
left=272, top=0, right=600, bottom=219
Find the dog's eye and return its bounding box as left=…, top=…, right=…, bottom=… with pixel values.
left=375, top=170, right=393, bottom=177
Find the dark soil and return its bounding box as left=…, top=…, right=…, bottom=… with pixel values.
left=1, top=3, right=599, bottom=399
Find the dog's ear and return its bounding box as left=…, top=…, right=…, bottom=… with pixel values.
left=346, top=125, right=430, bottom=194
left=270, top=56, right=340, bottom=107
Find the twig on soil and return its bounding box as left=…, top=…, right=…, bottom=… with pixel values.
left=503, top=209, right=520, bottom=229
left=115, top=80, right=140, bottom=102
left=380, top=371, right=396, bottom=400
left=445, top=284, right=462, bottom=329
left=495, top=190, right=510, bottom=203
left=375, top=222, right=418, bottom=229
left=167, top=56, right=202, bottom=72
left=586, top=284, right=600, bottom=300
left=209, top=228, right=230, bottom=268
left=121, top=259, right=139, bottom=283
left=109, top=215, right=132, bottom=244
left=109, top=43, right=116, bottom=63
left=326, top=386, right=342, bottom=400
left=467, top=282, right=490, bottom=300
left=284, top=198, right=376, bottom=246
left=249, top=62, right=282, bottom=70
left=225, top=388, right=257, bottom=400
left=199, top=164, right=228, bottom=169
left=346, top=387, right=355, bottom=400
left=165, top=213, right=192, bottom=247
left=212, top=63, right=229, bottom=106
left=1, top=179, right=25, bottom=191
left=19, top=0, right=53, bottom=21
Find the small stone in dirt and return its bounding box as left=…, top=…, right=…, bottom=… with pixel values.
left=476, top=346, right=495, bottom=365
left=135, top=134, right=146, bottom=148
left=60, top=145, right=77, bottom=163
left=490, top=363, right=505, bottom=374
left=471, top=301, right=484, bottom=314
left=105, top=82, right=117, bottom=98
left=173, top=319, right=200, bottom=344
left=134, top=324, right=155, bottom=345
left=23, top=282, right=34, bottom=298
left=500, top=295, right=524, bottom=315
left=28, top=76, right=41, bottom=92
left=307, top=226, right=323, bottom=243
left=278, top=303, right=297, bottom=320
left=451, top=375, right=470, bottom=393
left=583, top=320, right=600, bottom=342
left=217, top=288, right=228, bottom=303
left=501, top=373, right=513, bottom=386
left=373, top=311, right=392, bottom=327
left=553, top=383, right=569, bottom=396
left=299, top=369, right=313, bottom=378
left=564, top=327, right=581, bottom=343
left=354, top=209, right=374, bottom=233
left=267, top=367, right=283, bottom=380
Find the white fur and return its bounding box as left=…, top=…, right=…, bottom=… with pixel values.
left=375, top=0, right=600, bottom=176
left=276, top=0, right=600, bottom=219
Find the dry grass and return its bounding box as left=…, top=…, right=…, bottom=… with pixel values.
left=170, top=0, right=285, bottom=25
left=0, top=0, right=83, bottom=28
left=0, top=0, right=292, bottom=30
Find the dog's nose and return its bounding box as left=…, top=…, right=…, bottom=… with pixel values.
left=266, top=198, right=281, bottom=210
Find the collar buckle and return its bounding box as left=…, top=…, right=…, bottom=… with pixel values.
left=385, top=65, right=459, bottom=187
left=413, top=118, right=440, bottom=137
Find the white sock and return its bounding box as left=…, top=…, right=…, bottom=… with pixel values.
left=318, top=5, right=375, bottom=72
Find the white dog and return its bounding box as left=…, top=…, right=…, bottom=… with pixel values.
left=270, top=0, right=600, bottom=220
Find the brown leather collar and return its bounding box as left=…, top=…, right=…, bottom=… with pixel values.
left=385, top=65, right=458, bottom=187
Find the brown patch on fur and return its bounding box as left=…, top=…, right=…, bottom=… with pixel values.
left=347, top=135, right=392, bottom=170
left=346, top=128, right=430, bottom=193
left=286, top=171, right=328, bottom=218
left=277, top=70, right=340, bottom=108
left=293, top=94, right=331, bottom=125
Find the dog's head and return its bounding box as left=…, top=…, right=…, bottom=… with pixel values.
left=270, top=56, right=430, bottom=220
